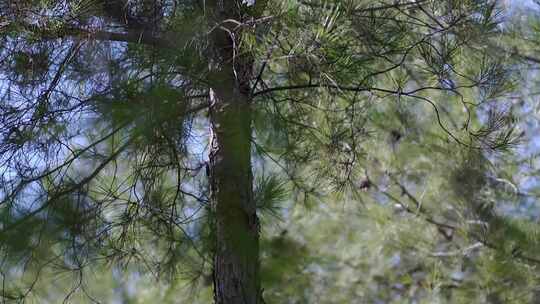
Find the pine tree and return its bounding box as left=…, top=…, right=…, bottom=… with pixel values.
left=0, top=1, right=528, bottom=303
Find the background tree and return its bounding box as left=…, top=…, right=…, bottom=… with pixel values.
left=0, top=0, right=535, bottom=303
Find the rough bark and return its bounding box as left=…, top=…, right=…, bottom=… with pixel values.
left=207, top=1, right=261, bottom=303
left=209, top=84, right=260, bottom=304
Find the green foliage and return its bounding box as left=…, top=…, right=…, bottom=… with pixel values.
left=254, top=174, right=288, bottom=219
left=1, top=0, right=540, bottom=303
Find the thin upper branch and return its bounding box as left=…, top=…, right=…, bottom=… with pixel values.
left=4, top=21, right=189, bottom=49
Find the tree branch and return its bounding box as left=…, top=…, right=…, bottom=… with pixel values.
left=7, top=21, right=188, bottom=49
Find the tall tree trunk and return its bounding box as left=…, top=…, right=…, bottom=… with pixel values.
left=209, top=84, right=260, bottom=304
left=208, top=1, right=260, bottom=303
